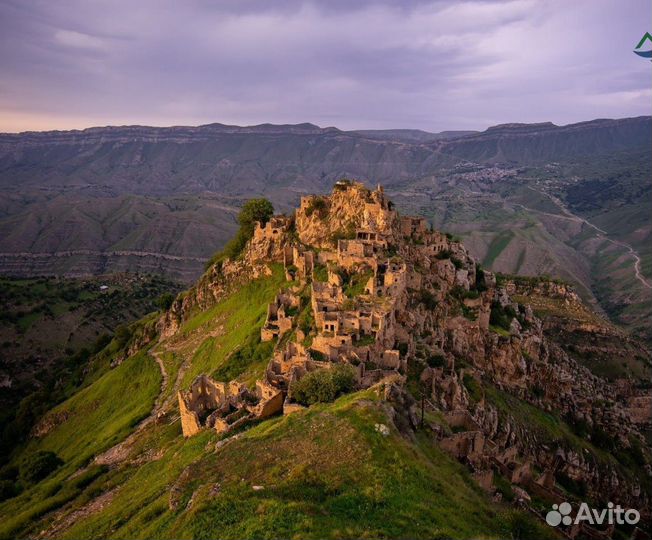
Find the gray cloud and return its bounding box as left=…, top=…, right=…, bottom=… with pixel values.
left=0, top=0, right=650, bottom=132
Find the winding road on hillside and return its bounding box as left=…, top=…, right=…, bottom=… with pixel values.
left=527, top=186, right=652, bottom=290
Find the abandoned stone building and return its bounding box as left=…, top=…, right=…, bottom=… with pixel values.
left=260, top=289, right=300, bottom=342
left=178, top=374, right=284, bottom=437
left=179, top=182, right=414, bottom=437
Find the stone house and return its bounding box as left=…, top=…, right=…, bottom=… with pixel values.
left=261, top=289, right=300, bottom=342
left=178, top=374, right=284, bottom=437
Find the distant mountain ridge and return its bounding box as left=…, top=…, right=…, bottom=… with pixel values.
left=348, top=128, right=478, bottom=143
left=0, top=115, right=649, bottom=345
left=2, top=116, right=648, bottom=146
left=436, top=116, right=652, bottom=163
left=0, top=116, right=648, bottom=196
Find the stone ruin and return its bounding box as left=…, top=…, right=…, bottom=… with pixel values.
left=178, top=181, right=417, bottom=437
left=178, top=375, right=283, bottom=437
left=260, top=289, right=300, bottom=342
left=175, top=180, right=652, bottom=534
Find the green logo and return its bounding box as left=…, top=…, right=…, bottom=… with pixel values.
left=634, top=32, right=652, bottom=59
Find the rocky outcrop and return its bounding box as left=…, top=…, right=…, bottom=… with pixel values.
left=161, top=181, right=651, bottom=521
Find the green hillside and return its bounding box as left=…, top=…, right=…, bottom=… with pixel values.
left=0, top=262, right=556, bottom=540
left=0, top=380, right=554, bottom=540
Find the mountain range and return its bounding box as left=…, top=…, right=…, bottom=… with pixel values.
left=0, top=116, right=650, bottom=344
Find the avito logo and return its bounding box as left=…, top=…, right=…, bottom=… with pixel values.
left=633, top=32, right=652, bottom=59
left=545, top=501, right=640, bottom=527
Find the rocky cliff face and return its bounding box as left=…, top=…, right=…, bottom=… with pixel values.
left=508, top=276, right=652, bottom=382
left=157, top=181, right=651, bottom=524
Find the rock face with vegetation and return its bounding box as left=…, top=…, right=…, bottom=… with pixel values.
left=0, top=181, right=650, bottom=540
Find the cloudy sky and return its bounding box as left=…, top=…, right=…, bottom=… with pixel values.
left=0, top=0, right=650, bottom=132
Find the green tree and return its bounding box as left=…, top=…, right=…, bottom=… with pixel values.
left=206, top=198, right=274, bottom=268
left=237, top=198, right=274, bottom=236
left=290, top=365, right=356, bottom=406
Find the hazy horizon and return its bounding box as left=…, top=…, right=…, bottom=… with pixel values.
left=1, top=0, right=650, bottom=133
left=2, top=114, right=651, bottom=136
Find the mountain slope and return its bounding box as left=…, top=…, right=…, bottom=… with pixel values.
left=0, top=117, right=650, bottom=344
left=431, top=117, right=652, bottom=164
left=1, top=117, right=648, bottom=197
left=1, top=183, right=649, bottom=540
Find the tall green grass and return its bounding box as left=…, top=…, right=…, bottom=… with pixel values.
left=180, top=265, right=286, bottom=387
left=0, top=351, right=161, bottom=539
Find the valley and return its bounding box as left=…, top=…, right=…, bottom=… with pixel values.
left=0, top=273, right=182, bottom=461
left=0, top=119, right=650, bottom=342
left=2, top=2, right=649, bottom=538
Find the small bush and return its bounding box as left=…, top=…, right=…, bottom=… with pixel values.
left=426, top=354, right=446, bottom=368
left=304, top=197, right=327, bottom=218
left=312, top=264, right=328, bottom=283
left=556, top=471, right=587, bottom=497
left=450, top=286, right=479, bottom=301
left=418, top=289, right=438, bottom=310
left=355, top=334, right=375, bottom=347
left=344, top=270, right=373, bottom=298
left=493, top=474, right=514, bottom=502
left=19, top=451, right=63, bottom=484
left=297, top=305, right=316, bottom=336
left=501, top=511, right=547, bottom=540
left=330, top=225, right=356, bottom=244
left=156, top=292, right=174, bottom=311
left=489, top=302, right=515, bottom=331
left=462, top=374, right=483, bottom=403
left=290, top=365, right=356, bottom=406
left=113, top=324, right=133, bottom=348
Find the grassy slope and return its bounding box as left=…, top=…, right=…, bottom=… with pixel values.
left=178, top=264, right=286, bottom=388
left=0, top=264, right=558, bottom=540
left=0, top=273, right=181, bottom=407
left=45, top=391, right=555, bottom=540
left=0, top=350, right=161, bottom=539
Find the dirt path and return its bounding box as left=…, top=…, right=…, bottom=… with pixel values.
left=93, top=348, right=169, bottom=466
left=38, top=487, right=119, bottom=539
left=93, top=320, right=226, bottom=466
left=37, top=317, right=226, bottom=534
left=39, top=343, right=177, bottom=536
left=527, top=187, right=652, bottom=290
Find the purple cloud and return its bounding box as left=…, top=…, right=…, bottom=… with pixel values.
left=0, top=0, right=649, bottom=132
